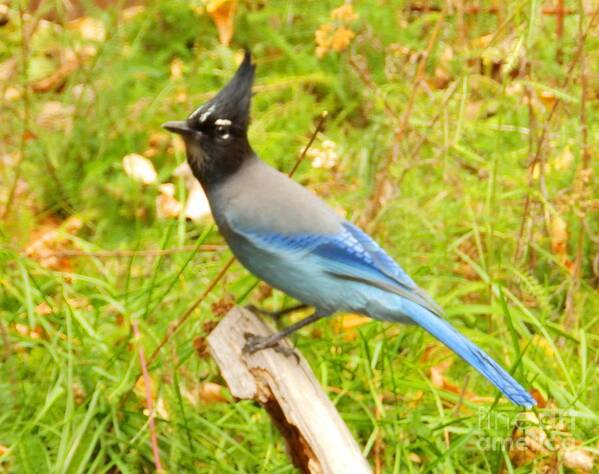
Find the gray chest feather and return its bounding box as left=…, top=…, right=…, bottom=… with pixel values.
left=206, top=156, right=343, bottom=238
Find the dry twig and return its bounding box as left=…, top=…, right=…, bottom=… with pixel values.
left=131, top=322, right=162, bottom=472
left=351, top=8, right=446, bottom=224
left=515, top=7, right=599, bottom=260
left=2, top=4, right=31, bottom=219
left=208, top=307, right=371, bottom=474
left=563, top=0, right=594, bottom=332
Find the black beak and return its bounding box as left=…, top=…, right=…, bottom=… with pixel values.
left=162, top=121, right=193, bottom=135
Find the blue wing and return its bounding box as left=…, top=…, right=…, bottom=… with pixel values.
left=231, top=220, right=535, bottom=407
left=238, top=221, right=443, bottom=316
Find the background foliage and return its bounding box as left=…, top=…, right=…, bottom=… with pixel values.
left=0, top=0, right=597, bottom=472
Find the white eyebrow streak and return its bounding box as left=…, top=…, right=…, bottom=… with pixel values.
left=215, top=118, right=232, bottom=126
left=190, top=104, right=215, bottom=123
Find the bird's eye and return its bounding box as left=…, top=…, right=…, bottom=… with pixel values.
left=215, top=125, right=230, bottom=138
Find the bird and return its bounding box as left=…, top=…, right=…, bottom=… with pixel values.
left=163, top=51, right=535, bottom=408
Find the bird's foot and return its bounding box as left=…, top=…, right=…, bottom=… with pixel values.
left=242, top=332, right=299, bottom=362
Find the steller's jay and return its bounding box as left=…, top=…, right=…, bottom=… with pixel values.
left=163, top=52, right=535, bottom=408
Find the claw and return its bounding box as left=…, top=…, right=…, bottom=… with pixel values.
left=273, top=344, right=300, bottom=363
left=242, top=332, right=266, bottom=354
left=242, top=332, right=298, bottom=362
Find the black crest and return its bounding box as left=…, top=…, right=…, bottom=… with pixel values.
left=188, top=51, right=255, bottom=132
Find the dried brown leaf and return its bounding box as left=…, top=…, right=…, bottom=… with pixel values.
left=0, top=58, right=17, bottom=82
left=549, top=214, right=573, bottom=271
left=35, top=302, right=52, bottom=316
left=31, top=58, right=80, bottom=94
left=211, top=294, right=235, bottom=317
left=36, top=101, right=75, bottom=132
left=155, top=183, right=182, bottom=219
left=66, top=16, right=105, bottom=41
left=193, top=336, right=209, bottom=358
left=330, top=27, right=355, bottom=52
left=563, top=448, right=593, bottom=472
left=331, top=4, right=358, bottom=21
left=26, top=216, right=83, bottom=270
left=123, top=153, right=157, bottom=184
left=333, top=313, right=370, bottom=341
left=0, top=4, right=9, bottom=26
left=170, top=58, right=184, bottom=80
left=199, top=382, right=228, bottom=403
left=206, top=0, right=237, bottom=46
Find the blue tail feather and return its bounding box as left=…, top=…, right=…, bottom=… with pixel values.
left=403, top=301, right=535, bottom=408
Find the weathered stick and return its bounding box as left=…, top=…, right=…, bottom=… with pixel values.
left=208, top=307, right=372, bottom=474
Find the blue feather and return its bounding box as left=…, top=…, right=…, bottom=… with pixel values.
left=234, top=223, right=534, bottom=407
left=403, top=299, right=535, bottom=407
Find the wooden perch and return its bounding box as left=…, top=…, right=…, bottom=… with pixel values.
left=208, top=307, right=372, bottom=474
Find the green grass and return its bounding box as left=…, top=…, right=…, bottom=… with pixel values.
left=1, top=1, right=598, bottom=472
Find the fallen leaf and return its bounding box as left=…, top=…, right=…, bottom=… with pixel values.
left=509, top=411, right=594, bottom=472
left=26, top=215, right=83, bottom=270
left=144, top=131, right=171, bottom=158
left=538, top=90, right=557, bottom=109
left=72, top=382, right=87, bottom=404
left=315, top=23, right=334, bottom=58
left=71, top=83, right=95, bottom=102
left=185, top=181, right=211, bottom=221
left=67, top=16, right=105, bottom=41
left=135, top=374, right=156, bottom=400
left=155, top=183, right=182, bottom=219
left=0, top=57, right=17, bottom=81
left=35, top=302, right=52, bottom=316
left=530, top=388, right=548, bottom=408
left=553, top=146, right=574, bottom=171
left=471, top=33, right=494, bottom=49
left=199, top=382, right=228, bottom=403
left=193, top=336, right=209, bottom=358
left=31, top=57, right=81, bottom=93
left=255, top=282, right=273, bottom=302
left=206, top=0, right=237, bottom=46
left=563, top=448, right=593, bottom=472
left=331, top=4, right=358, bottom=22
left=330, top=26, right=355, bottom=52
left=334, top=313, right=371, bottom=341
left=211, top=294, right=235, bottom=317
left=14, top=323, right=44, bottom=340
left=549, top=214, right=573, bottom=271
left=147, top=397, right=169, bottom=420
left=148, top=132, right=171, bottom=150
left=121, top=5, right=145, bottom=21
left=429, top=358, right=454, bottom=389
left=170, top=57, right=184, bottom=80
left=307, top=138, right=339, bottom=169
left=3, top=86, right=21, bottom=101
left=36, top=101, right=75, bottom=132
left=202, top=320, right=218, bottom=333
left=173, top=162, right=212, bottom=221
left=122, top=153, right=157, bottom=184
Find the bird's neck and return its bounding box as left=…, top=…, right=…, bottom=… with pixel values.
left=187, top=137, right=255, bottom=191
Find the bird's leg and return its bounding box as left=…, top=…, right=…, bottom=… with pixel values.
left=245, top=303, right=309, bottom=321
left=243, top=310, right=329, bottom=356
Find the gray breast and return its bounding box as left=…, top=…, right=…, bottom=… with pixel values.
left=206, top=156, right=343, bottom=236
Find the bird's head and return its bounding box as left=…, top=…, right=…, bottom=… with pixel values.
left=163, top=51, right=255, bottom=187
